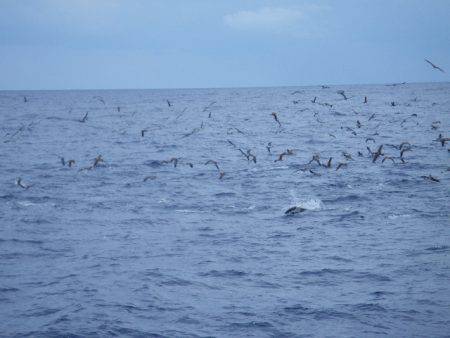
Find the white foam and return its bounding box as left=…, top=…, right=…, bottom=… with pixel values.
left=296, top=198, right=324, bottom=211
left=288, top=191, right=324, bottom=211
left=17, top=201, right=36, bottom=207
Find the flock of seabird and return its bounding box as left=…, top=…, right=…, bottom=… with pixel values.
left=9, top=59, right=449, bottom=215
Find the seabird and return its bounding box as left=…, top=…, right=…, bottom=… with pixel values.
left=93, top=96, right=105, bottom=104
left=308, top=154, right=321, bottom=166
left=238, top=148, right=249, bottom=161
left=431, top=121, right=441, bottom=130
left=79, top=112, right=88, bottom=123
left=311, top=97, right=317, bottom=103
left=15, top=177, right=31, bottom=189
left=364, top=96, right=368, bottom=104
left=356, top=120, right=362, bottom=128
left=227, top=140, right=237, bottom=148
left=343, top=126, right=357, bottom=136
left=342, top=152, right=353, bottom=161
left=93, top=155, right=104, bottom=168
left=68, top=160, right=76, bottom=167
left=336, top=162, right=347, bottom=171
left=271, top=112, right=282, bottom=127
left=166, top=100, right=172, bottom=107
left=23, top=96, right=28, bottom=103
left=205, top=160, right=220, bottom=171
left=337, top=90, right=348, bottom=100
left=386, top=82, right=406, bottom=87
left=246, top=149, right=257, bottom=163
left=227, top=127, right=245, bottom=135
left=275, top=149, right=294, bottom=162
left=425, top=59, right=445, bottom=73
left=436, top=134, right=450, bottom=147
left=183, top=127, right=201, bottom=138
left=421, top=175, right=440, bottom=182
left=162, top=157, right=178, bottom=168
left=372, top=145, right=384, bottom=163
left=60, top=157, right=66, bottom=166
left=202, top=101, right=217, bottom=112
left=141, top=129, right=148, bottom=137
left=266, top=142, right=272, bottom=154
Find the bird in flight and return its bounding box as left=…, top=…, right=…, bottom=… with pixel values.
left=16, top=177, right=31, bottom=189
left=336, top=90, right=348, bottom=100
left=425, top=59, right=445, bottom=73
left=79, top=112, right=88, bottom=123
left=271, top=112, right=282, bottom=127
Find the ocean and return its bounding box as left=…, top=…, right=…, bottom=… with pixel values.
left=0, top=83, right=449, bottom=337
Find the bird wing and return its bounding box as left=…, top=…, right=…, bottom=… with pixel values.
left=425, top=59, right=445, bottom=73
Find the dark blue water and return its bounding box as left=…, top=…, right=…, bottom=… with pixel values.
left=1, top=83, right=449, bottom=337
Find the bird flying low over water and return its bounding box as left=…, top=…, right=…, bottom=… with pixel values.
left=275, top=149, right=294, bottom=162
left=205, top=160, right=225, bottom=179
left=15, top=177, right=31, bottom=189
left=421, top=175, right=440, bottom=182
left=373, top=145, right=384, bottom=163
left=60, top=157, right=76, bottom=167
left=337, top=90, right=348, bottom=100
left=205, top=160, right=220, bottom=171
left=79, top=112, right=88, bottom=123
left=162, top=157, right=178, bottom=168
left=93, top=155, right=104, bottom=168
left=93, top=96, right=105, bottom=104
left=271, top=112, right=282, bottom=127
left=336, top=162, right=347, bottom=171
left=435, top=134, right=450, bottom=147
left=425, top=59, right=445, bottom=73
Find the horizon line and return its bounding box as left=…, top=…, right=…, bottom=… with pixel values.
left=1, top=80, right=449, bottom=92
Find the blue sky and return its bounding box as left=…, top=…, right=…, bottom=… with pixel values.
left=0, top=0, right=449, bottom=90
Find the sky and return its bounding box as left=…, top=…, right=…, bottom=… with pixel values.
left=0, top=0, right=449, bottom=90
